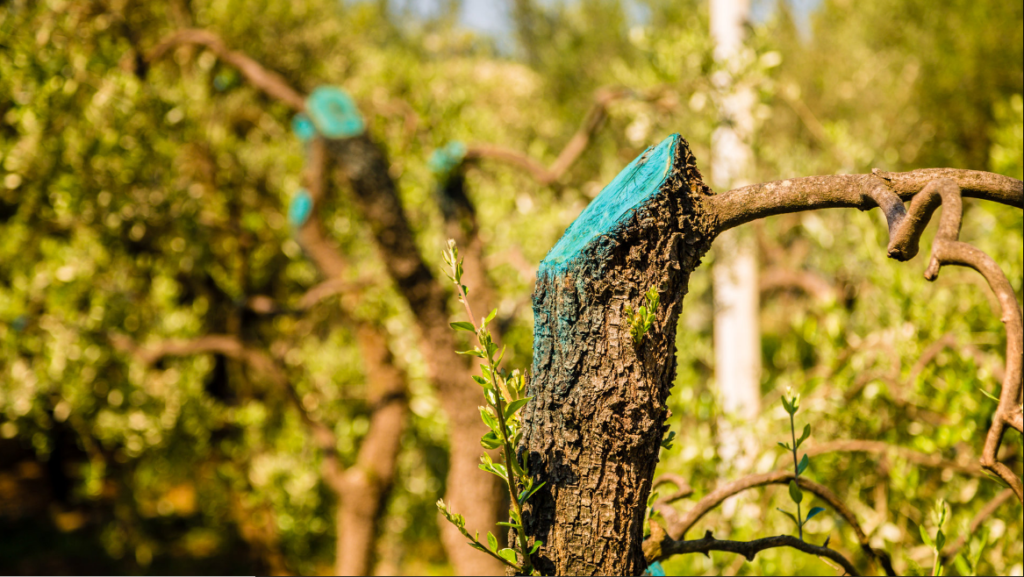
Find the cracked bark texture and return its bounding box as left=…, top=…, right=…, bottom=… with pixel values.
left=520, top=136, right=716, bottom=575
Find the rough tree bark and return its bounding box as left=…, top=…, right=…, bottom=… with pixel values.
left=521, top=135, right=716, bottom=575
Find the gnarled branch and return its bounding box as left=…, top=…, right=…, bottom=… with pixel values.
left=710, top=170, right=1022, bottom=235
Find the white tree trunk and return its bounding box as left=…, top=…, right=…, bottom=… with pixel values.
left=710, top=0, right=762, bottom=427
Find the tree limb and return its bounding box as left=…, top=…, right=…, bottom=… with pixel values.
left=651, top=531, right=860, bottom=577
left=146, top=28, right=306, bottom=111
left=710, top=170, right=1022, bottom=235
left=654, top=470, right=895, bottom=576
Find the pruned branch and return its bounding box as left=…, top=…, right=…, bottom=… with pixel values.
left=652, top=470, right=895, bottom=576
left=146, top=28, right=306, bottom=111
left=650, top=531, right=860, bottom=577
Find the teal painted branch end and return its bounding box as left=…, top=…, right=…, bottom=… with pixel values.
left=539, top=135, right=681, bottom=277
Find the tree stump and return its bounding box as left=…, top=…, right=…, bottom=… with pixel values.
left=521, top=135, right=717, bottom=575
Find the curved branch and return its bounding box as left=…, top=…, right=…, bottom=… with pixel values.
left=654, top=473, right=695, bottom=505
left=930, top=239, right=1024, bottom=502
left=146, top=28, right=306, bottom=111
left=463, top=87, right=640, bottom=186
left=653, top=532, right=859, bottom=577
left=655, top=470, right=895, bottom=576
left=710, top=170, right=1022, bottom=235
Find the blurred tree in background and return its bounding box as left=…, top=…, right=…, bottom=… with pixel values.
left=0, top=0, right=1020, bottom=575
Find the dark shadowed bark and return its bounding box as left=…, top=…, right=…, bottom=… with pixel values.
left=520, top=135, right=716, bottom=575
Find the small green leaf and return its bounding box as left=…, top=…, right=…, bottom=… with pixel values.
left=789, top=481, right=804, bottom=504
left=797, top=424, right=812, bottom=448
left=919, top=525, right=934, bottom=547
left=530, top=541, right=543, bottom=555
left=781, top=397, right=794, bottom=415
left=496, top=521, right=521, bottom=530
left=481, top=432, right=502, bottom=450
left=486, top=309, right=498, bottom=323
left=954, top=556, right=971, bottom=577
left=505, top=398, right=532, bottom=419
left=498, top=548, right=518, bottom=564
left=486, top=531, right=501, bottom=553
left=777, top=508, right=799, bottom=527
left=778, top=442, right=792, bottom=452
left=469, top=542, right=488, bottom=554
left=457, top=349, right=487, bottom=359
left=936, top=530, right=946, bottom=552
left=520, top=482, right=547, bottom=503
left=806, top=507, right=826, bottom=522
left=450, top=322, right=476, bottom=333
left=797, top=454, right=810, bottom=476
left=472, top=375, right=489, bottom=386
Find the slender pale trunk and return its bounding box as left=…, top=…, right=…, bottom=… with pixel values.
left=710, top=0, right=762, bottom=457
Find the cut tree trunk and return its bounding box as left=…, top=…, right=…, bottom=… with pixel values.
left=326, top=135, right=505, bottom=576
left=520, top=135, right=716, bottom=576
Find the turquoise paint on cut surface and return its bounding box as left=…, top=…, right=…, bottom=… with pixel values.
left=646, top=562, right=667, bottom=577
left=428, top=141, right=467, bottom=176
left=289, top=189, right=314, bottom=228
left=292, top=113, right=317, bottom=144
left=306, top=87, right=365, bottom=139
left=539, top=134, right=679, bottom=275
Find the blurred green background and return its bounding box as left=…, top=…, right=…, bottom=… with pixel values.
left=0, top=0, right=1021, bottom=575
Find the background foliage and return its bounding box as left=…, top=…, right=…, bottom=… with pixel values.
left=0, top=0, right=1020, bottom=574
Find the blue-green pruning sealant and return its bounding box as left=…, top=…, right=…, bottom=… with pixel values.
left=538, top=134, right=679, bottom=277
left=306, top=87, right=365, bottom=140
left=288, top=188, right=314, bottom=229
